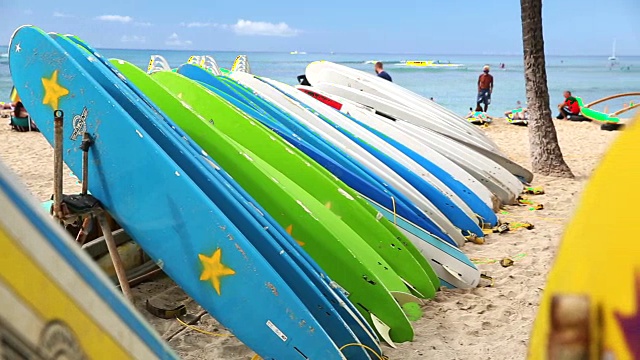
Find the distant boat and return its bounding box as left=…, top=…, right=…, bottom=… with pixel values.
left=399, top=60, right=464, bottom=68
left=290, top=51, right=307, bottom=55
left=608, top=39, right=618, bottom=61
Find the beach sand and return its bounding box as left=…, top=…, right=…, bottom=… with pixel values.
left=0, top=110, right=622, bottom=359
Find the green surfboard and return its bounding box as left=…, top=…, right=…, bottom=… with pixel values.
left=151, top=67, right=438, bottom=299
left=200, top=74, right=440, bottom=290
left=112, top=59, right=416, bottom=343
left=161, top=71, right=436, bottom=294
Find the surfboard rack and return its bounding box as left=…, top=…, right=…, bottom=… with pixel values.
left=51, top=110, right=134, bottom=302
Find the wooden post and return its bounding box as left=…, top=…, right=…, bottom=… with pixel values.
left=52, top=110, right=64, bottom=221
left=75, top=217, right=93, bottom=245
left=97, top=213, right=133, bottom=302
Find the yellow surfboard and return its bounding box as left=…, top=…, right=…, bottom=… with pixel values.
left=0, top=160, right=176, bottom=359
left=529, top=114, right=640, bottom=359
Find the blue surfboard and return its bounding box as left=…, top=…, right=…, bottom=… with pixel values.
left=256, top=78, right=484, bottom=238
left=344, top=114, right=498, bottom=227
left=174, top=65, right=481, bottom=288
left=10, top=25, right=347, bottom=359
left=178, top=65, right=457, bottom=246
left=55, top=34, right=378, bottom=359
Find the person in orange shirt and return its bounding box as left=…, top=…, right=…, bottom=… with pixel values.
left=477, top=65, right=493, bottom=112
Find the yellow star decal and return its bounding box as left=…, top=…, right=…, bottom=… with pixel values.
left=324, top=201, right=341, bottom=220
left=41, top=70, right=69, bottom=110
left=198, top=248, right=236, bottom=295
left=286, top=224, right=305, bottom=247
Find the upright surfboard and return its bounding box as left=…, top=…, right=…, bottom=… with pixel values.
left=0, top=161, right=177, bottom=359
left=528, top=113, right=640, bottom=359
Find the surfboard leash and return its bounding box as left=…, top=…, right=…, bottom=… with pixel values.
left=175, top=316, right=234, bottom=338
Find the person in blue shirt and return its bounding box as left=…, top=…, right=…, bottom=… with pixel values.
left=374, top=62, right=392, bottom=82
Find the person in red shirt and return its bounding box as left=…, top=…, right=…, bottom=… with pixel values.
left=477, top=65, right=493, bottom=112
left=556, top=90, right=581, bottom=119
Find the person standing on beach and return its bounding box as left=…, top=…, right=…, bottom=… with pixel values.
left=374, top=62, right=392, bottom=82
left=477, top=65, right=493, bottom=112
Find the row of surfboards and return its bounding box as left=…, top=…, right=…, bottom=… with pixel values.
left=5, top=25, right=543, bottom=359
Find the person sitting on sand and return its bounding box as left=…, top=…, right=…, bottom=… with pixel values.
left=477, top=65, right=493, bottom=112
left=10, top=101, right=38, bottom=132
left=556, top=91, right=581, bottom=120
left=466, top=107, right=492, bottom=125
left=374, top=62, right=392, bottom=82
left=13, top=101, right=29, bottom=119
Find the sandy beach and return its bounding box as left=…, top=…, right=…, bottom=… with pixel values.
left=0, top=110, right=622, bottom=359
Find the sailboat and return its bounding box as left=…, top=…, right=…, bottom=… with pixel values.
left=608, top=39, right=618, bottom=61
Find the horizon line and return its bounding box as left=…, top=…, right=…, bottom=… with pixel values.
left=1, top=45, right=637, bottom=58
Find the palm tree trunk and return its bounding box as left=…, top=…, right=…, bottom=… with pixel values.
left=521, top=0, right=574, bottom=178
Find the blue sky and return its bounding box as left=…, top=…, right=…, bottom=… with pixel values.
left=2, top=0, right=639, bottom=55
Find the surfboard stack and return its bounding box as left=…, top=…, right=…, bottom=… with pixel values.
left=8, top=26, right=533, bottom=359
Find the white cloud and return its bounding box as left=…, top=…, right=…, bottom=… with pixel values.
left=184, top=22, right=211, bottom=28
left=121, top=35, right=146, bottom=43
left=95, top=15, right=133, bottom=23
left=165, top=33, right=192, bottom=46
left=232, top=19, right=299, bottom=37
left=53, top=11, right=74, bottom=18
left=134, top=21, right=153, bottom=27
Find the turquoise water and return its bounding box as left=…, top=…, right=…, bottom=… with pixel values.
left=1, top=46, right=639, bottom=116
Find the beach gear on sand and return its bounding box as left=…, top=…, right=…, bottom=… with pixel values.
left=9, top=115, right=34, bottom=132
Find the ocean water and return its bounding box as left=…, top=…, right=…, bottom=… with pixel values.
left=1, top=46, right=639, bottom=117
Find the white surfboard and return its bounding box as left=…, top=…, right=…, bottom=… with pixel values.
left=302, top=84, right=521, bottom=204
left=263, top=77, right=478, bottom=223
left=230, top=71, right=468, bottom=247
left=296, top=85, right=499, bottom=210
left=305, top=61, right=493, bottom=143
left=305, top=61, right=534, bottom=183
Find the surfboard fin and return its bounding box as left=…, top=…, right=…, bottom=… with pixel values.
left=442, top=264, right=468, bottom=285
left=390, top=291, right=423, bottom=306
left=370, top=313, right=397, bottom=349
left=400, top=277, right=426, bottom=299
left=390, top=290, right=424, bottom=321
